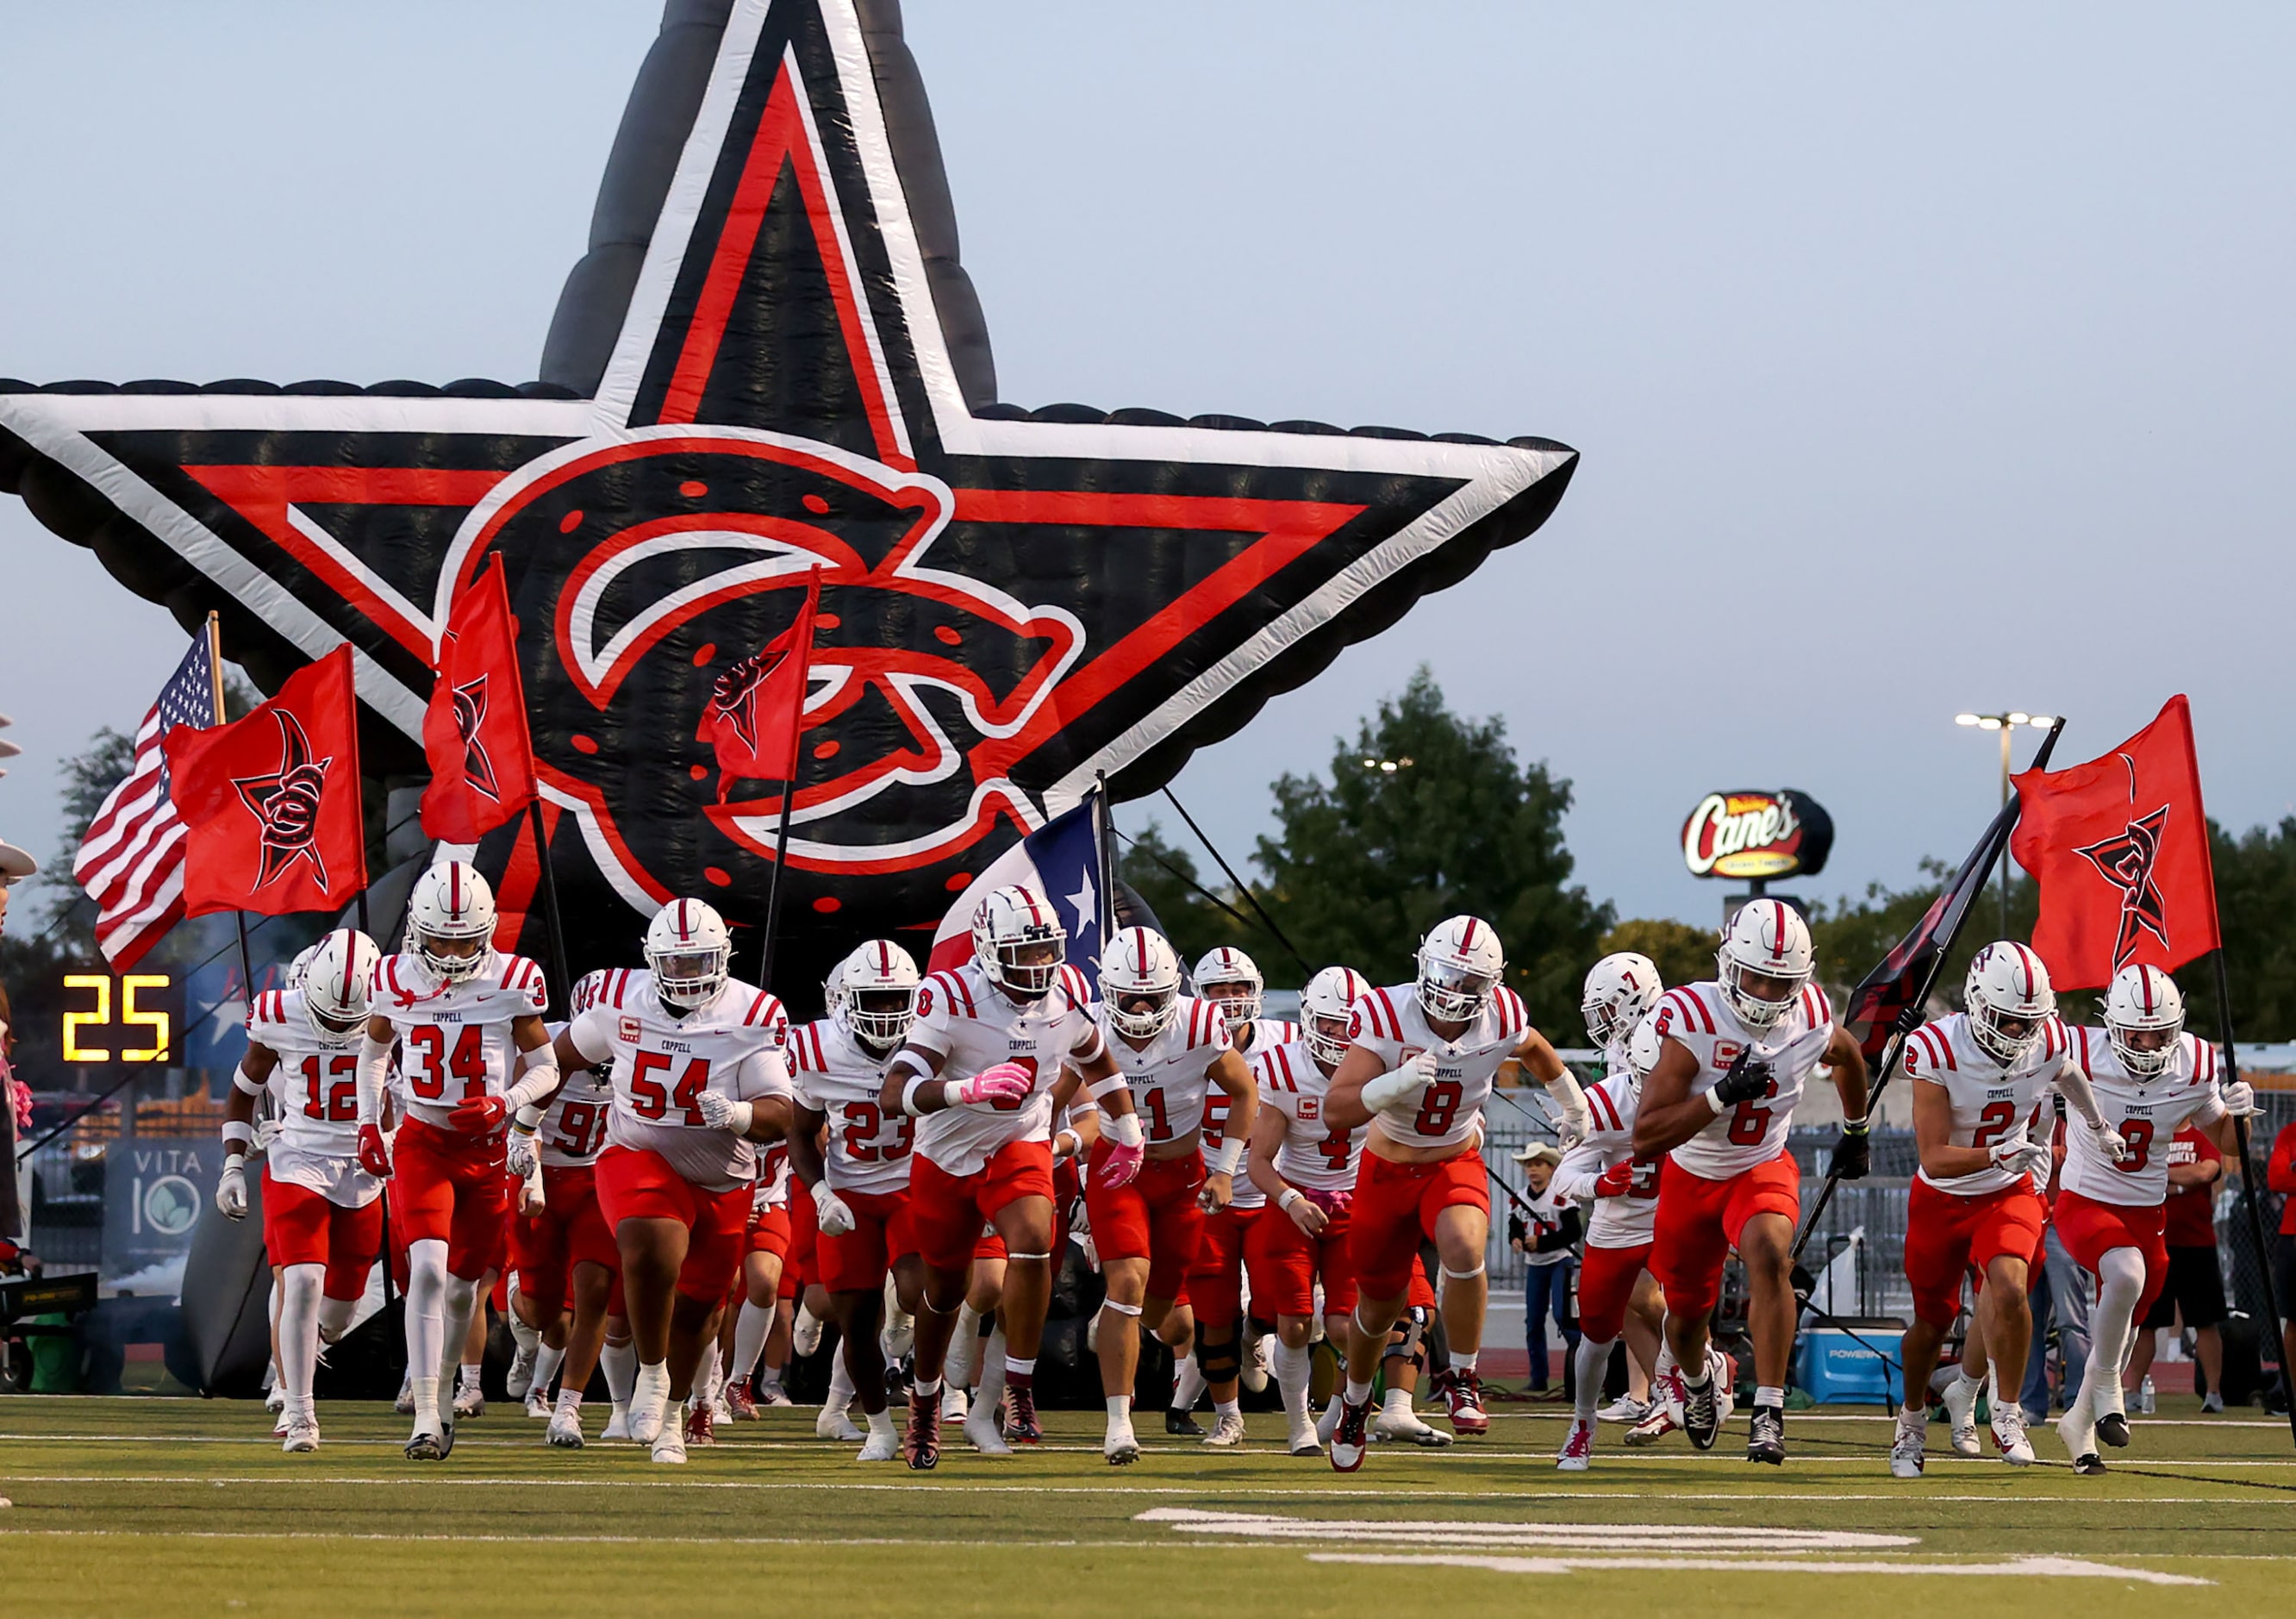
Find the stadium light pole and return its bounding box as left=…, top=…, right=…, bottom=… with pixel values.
left=1955, top=710, right=2056, bottom=939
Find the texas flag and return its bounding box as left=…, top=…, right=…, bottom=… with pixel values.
left=927, top=791, right=1111, bottom=980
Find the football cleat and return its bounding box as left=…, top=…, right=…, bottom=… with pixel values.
left=602, top=1403, right=631, bottom=1441
left=903, top=1390, right=942, bottom=1471
left=939, top=1383, right=970, bottom=1422
left=2060, top=1404, right=2106, bottom=1475
left=1373, top=1403, right=1454, bottom=1448
left=281, top=1416, right=320, bottom=1454
left=792, top=1307, right=826, bottom=1360
left=525, top=1385, right=552, bottom=1420
left=1889, top=1410, right=1926, bottom=1478
left=1287, top=1413, right=1323, bottom=1457
left=1241, top=1331, right=1272, bottom=1395
left=1203, top=1411, right=1248, bottom=1448
left=1315, top=1395, right=1345, bottom=1446
left=1556, top=1417, right=1594, bottom=1472
left=629, top=1366, right=672, bottom=1445
left=817, top=1404, right=864, bottom=1442
left=651, top=1427, right=689, bottom=1466
left=1938, top=1373, right=1983, bottom=1458
left=265, top=1383, right=287, bottom=1415
left=271, top=1409, right=291, bottom=1439
left=2095, top=1410, right=2131, bottom=1449
left=1003, top=1386, right=1044, bottom=1446
left=1165, top=1406, right=1205, bottom=1437
left=394, top=1376, right=416, bottom=1416
left=1104, top=1414, right=1141, bottom=1466
left=403, top=1422, right=452, bottom=1462
left=856, top=1417, right=901, bottom=1463
left=964, top=1399, right=1012, bottom=1456
left=1747, top=1403, right=1786, bottom=1466
left=453, top=1382, right=485, bottom=1422
left=1431, top=1367, right=1489, bottom=1436
left=546, top=1407, right=585, bottom=1449
left=755, top=1380, right=795, bottom=1409
left=1681, top=1376, right=1720, bottom=1452
left=1328, top=1396, right=1374, bottom=1472
left=1623, top=1403, right=1681, bottom=1447
left=1595, top=1394, right=1649, bottom=1425
left=506, top=1343, right=538, bottom=1399
left=684, top=1403, right=716, bottom=1447
left=726, top=1382, right=758, bottom=1422
left=1990, top=1402, right=2035, bottom=1465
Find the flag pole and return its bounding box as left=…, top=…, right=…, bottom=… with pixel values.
left=527, top=801, right=572, bottom=1020
left=1094, top=772, right=1116, bottom=950
left=1792, top=718, right=2068, bottom=1266
left=755, top=568, right=820, bottom=992
left=204, top=613, right=263, bottom=1036
left=2211, top=948, right=2294, bottom=1446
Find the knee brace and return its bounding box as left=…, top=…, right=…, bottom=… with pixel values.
left=1196, top=1326, right=1241, bottom=1384
left=1385, top=1305, right=1428, bottom=1368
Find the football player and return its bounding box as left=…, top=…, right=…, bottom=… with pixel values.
left=1888, top=944, right=2119, bottom=1475
left=880, top=885, right=1137, bottom=1470
left=2054, top=966, right=2256, bottom=1473
left=1175, top=947, right=1296, bottom=1441
left=788, top=941, right=929, bottom=1460
left=1550, top=952, right=1669, bottom=1471
left=1058, top=927, right=1256, bottom=1464
left=550, top=897, right=795, bottom=1464
left=1632, top=899, right=1869, bottom=1465
left=215, top=928, right=384, bottom=1453
left=357, top=864, right=558, bottom=1460
left=1323, top=916, right=1591, bottom=1470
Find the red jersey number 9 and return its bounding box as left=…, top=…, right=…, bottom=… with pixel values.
left=2115, top=1118, right=2155, bottom=1172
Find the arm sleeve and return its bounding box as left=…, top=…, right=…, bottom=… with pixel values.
left=356, top=1032, right=394, bottom=1127
left=565, top=1007, right=618, bottom=1067
left=1542, top=1066, right=1591, bottom=1134
left=1550, top=1137, right=1607, bottom=1204
left=2049, top=1057, right=2108, bottom=1130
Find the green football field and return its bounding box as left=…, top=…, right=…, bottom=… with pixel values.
left=1, top=1395, right=2289, bottom=1616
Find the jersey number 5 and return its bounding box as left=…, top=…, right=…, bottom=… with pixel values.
left=630, top=1050, right=710, bottom=1126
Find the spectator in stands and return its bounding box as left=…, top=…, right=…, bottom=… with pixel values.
left=2124, top=1123, right=2228, bottom=1411
left=2269, top=1114, right=2296, bottom=1405
left=1509, top=1142, right=1582, bottom=1397
left=0, top=835, right=36, bottom=1267
left=2021, top=1100, right=2094, bottom=1424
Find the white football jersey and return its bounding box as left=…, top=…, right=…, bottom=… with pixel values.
left=1345, top=982, right=1532, bottom=1153
left=371, top=949, right=550, bottom=1131
left=1100, top=994, right=1232, bottom=1150
left=908, top=962, right=1106, bottom=1178
left=1553, top=1066, right=1658, bottom=1248
left=1255, top=1037, right=1365, bottom=1193
left=2061, top=1026, right=2227, bottom=1208
left=1902, top=1012, right=2068, bottom=1197
left=247, top=987, right=379, bottom=1206
left=1649, top=980, right=1836, bottom=1178
left=788, top=1016, right=913, bottom=1197
left=1207, top=1018, right=1295, bottom=1210
left=567, top=967, right=793, bottom=1193
left=533, top=1020, right=615, bottom=1169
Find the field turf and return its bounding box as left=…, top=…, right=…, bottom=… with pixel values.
left=1, top=1394, right=2289, bottom=1616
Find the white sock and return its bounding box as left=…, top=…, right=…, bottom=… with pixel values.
left=868, top=1407, right=897, bottom=1438
left=460, top=1363, right=484, bottom=1398
left=1755, top=1385, right=1784, bottom=1409
left=318, top=1294, right=357, bottom=1341
left=1214, top=1397, right=1239, bottom=1418
left=977, top=1327, right=1010, bottom=1410
left=556, top=1387, right=583, bottom=1416
left=826, top=1353, right=857, bottom=1414
left=412, top=1374, right=440, bottom=1428
left=692, top=1345, right=722, bottom=1410
left=278, top=1263, right=324, bottom=1410
left=731, top=1300, right=774, bottom=1385
left=1573, top=1335, right=1614, bottom=1422
left=946, top=1303, right=982, bottom=1390
left=1451, top=1349, right=1478, bottom=1373
left=1274, top=1340, right=1312, bottom=1422
left=1380, top=1385, right=1415, bottom=1421
left=1106, top=1394, right=1132, bottom=1422
left=403, top=1240, right=450, bottom=1418
left=440, top=1271, right=479, bottom=1386
left=1653, top=1341, right=1678, bottom=1382
left=1173, top=1353, right=1207, bottom=1413
left=534, top=1343, right=565, bottom=1395
left=507, top=1279, right=540, bottom=1353
left=2083, top=1248, right=2147, bottom=1422
left=602, top=1341, right=637, bottom=1407
left=1345, top=1375, right=1373, bottom=1404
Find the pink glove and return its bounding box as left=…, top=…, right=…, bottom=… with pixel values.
left=1301, top=1187, right=1352, bottom=1216
left=1095, top=1139, right=1145, bottom=1191
left=946, top=1061, right=1033, bottom=1108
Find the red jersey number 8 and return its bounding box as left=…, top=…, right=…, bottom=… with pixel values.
left=1414, top=1079, right=1463, bottom=1136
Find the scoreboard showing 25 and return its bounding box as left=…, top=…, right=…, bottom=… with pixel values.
left=61, top=972, right=184, bottom=1068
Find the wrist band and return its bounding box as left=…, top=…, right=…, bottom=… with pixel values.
left=900, top=1073, right=933, bottom=1117
left=1086, top=1072, right=1132, bottom=1102
left=221, top=1120, right=256, bottom=1151
left=1706, top=1087, right=1729, bottom=1116
left=1278, top=1187, right=1304, bottom=1211
left=1208, top=1137, right=1244, bottom=1177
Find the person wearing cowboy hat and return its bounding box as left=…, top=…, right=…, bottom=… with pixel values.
left=1509, top=1141, right=1582, bottom=1397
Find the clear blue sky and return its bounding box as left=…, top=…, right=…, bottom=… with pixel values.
left=3, top=3, right=2292, bottom=930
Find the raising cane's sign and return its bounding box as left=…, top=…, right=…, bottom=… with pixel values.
left=1681, top=790, right=1835, bottom=881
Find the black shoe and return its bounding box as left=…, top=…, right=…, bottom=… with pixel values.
left=1747, top=1403, right=1785, bottom=1466
left=2095, top=1411, right=2131, bottom=1448
left=1166, top=1407, right=1205, bottom=1436
left=903, top=1390, right=940, bottom=1471
left=2072, top=1451, right=2107, bottom=1476
left=1682, top=1376, right=1720, bottom=1452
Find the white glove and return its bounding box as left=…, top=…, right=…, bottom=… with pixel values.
left=814, top=1186, right=856, bottom=1236
left=253, top=1118, right=283, bottom=1153
left=506, top=1127, right=539, bottom=1179
left=215, top=1153, right=248, bottom=1220
left=1988, top=1137, right=2051, bottom=1181
left=2088, top=1119, right=2131, bottom=1164
left=1362, top=1049, right=1436, bottom=1115
left=2219, top=1080, right=2261, bottom=1118
left=519, top=1158, right=546, bottom=1216
left=1556, top=1116, right=1588, bottom=1151
left=696, top=1091, right=755, bottom=1135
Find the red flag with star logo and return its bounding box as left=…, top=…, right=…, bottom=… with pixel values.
left=420, top=560, right=538, bottom=842
left=2010, top=696, right=2219, bottom=991
left=701, top=572, right=818, bottom=802
left=165, top=644, right=367, bottom=917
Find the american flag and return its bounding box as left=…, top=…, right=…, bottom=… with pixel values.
left=72, top=632, right=217, bottom=968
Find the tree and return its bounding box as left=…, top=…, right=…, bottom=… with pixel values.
left=1116, top=822, right=1245, bottom=972
left=1251, top=668, right=1609, bottom=1032
left=2183, top=817, right=2296, bottom=1043
left=1599, top=918, right=1716, bottom=1003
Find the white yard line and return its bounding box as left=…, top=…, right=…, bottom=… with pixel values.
left=1307, top=1552, right=2213, bottom=1585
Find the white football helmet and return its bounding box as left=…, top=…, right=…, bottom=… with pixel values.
left=1964, top=941, right=2056, bottom=1066
left=970, top=884, right=1065, bottom=999
left=1582, top=951, right=1663, bottom=1053
left=1418, top=916, right=1504, bottom=1023
left=570, top=967, right=610, bottom=1016
left=646, top=897, right=732, bottom=1010
left=2105, top=963, right=2185, bottom=1078
left=302, top=928, right=378, bottom=1045
left=286, top=941, right=321, bottom=991
left=407, top=860, right=497, bottom=985
left=1101, top=926, right=1184, bottom=1040
left=827, top=939, right=921, bottom=1051
left=1625, top=1013, right=1664, bottom=1078
left=1717, top=897, right=1812, bottom=1033
left=1301, top=966, right=1369, bottom=1068
left=1193, top=946, right=1264, bottom=1034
